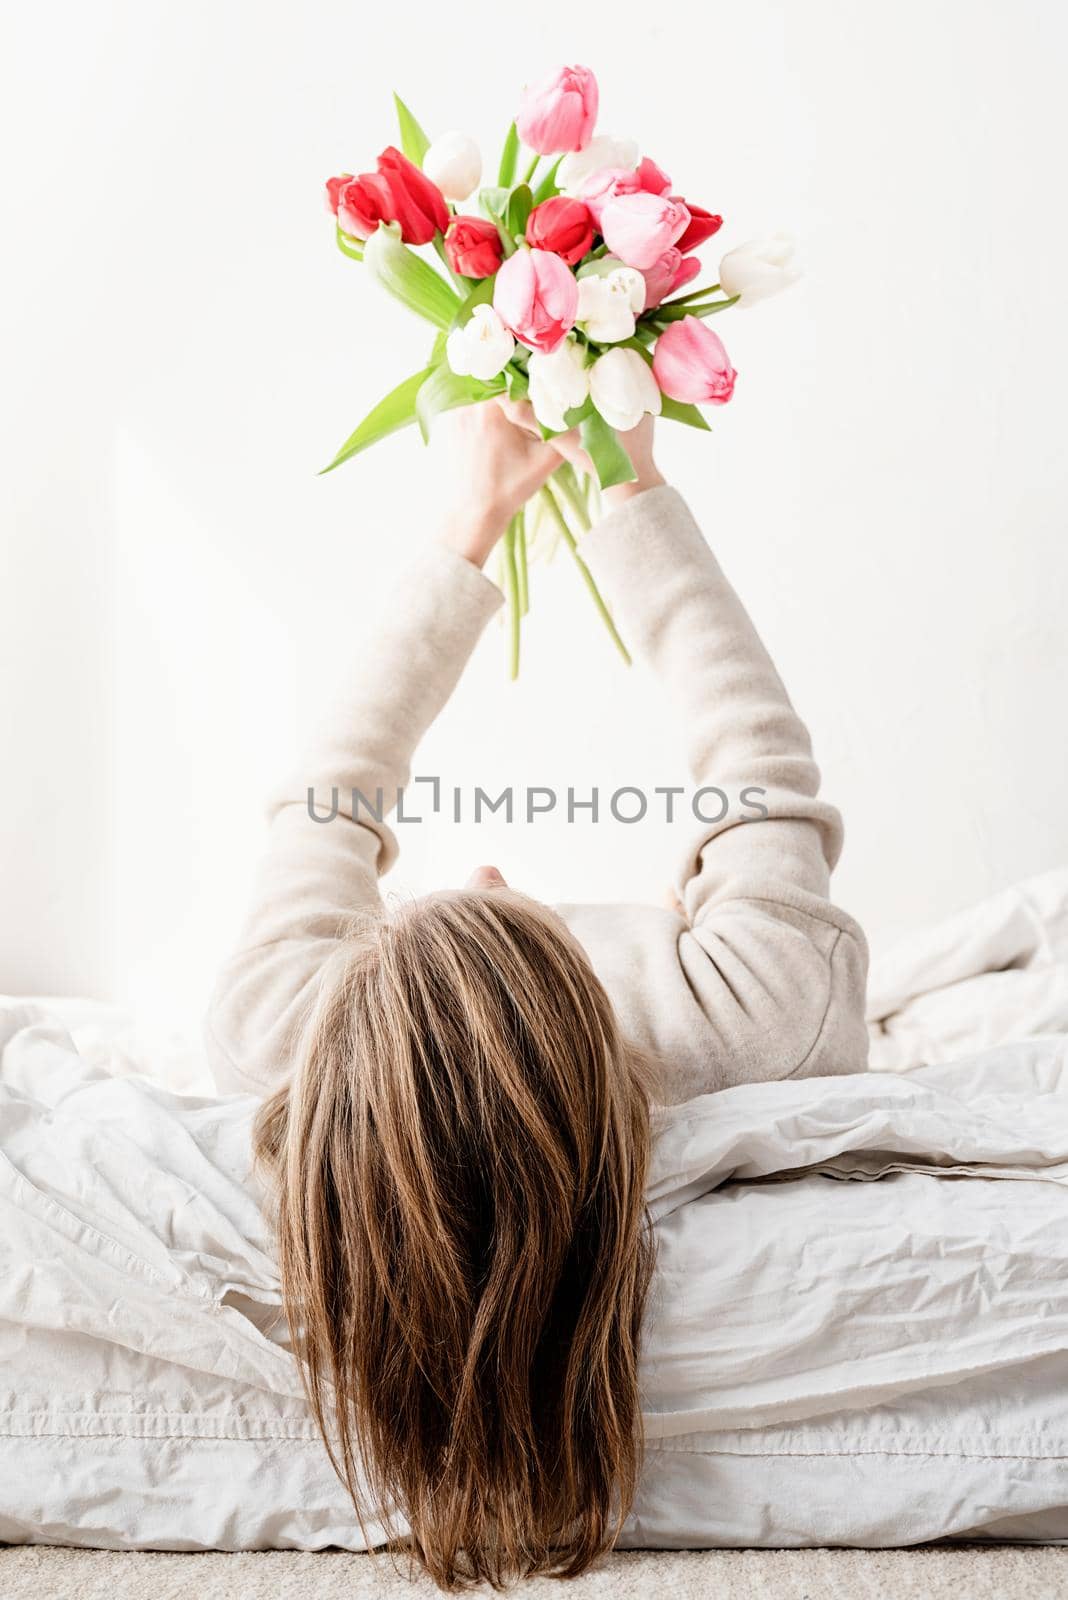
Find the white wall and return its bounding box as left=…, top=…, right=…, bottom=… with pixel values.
left=3, top=0, right=1067, bottom=1023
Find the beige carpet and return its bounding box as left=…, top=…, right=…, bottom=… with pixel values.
left=3, top=1546, right=1067, bottom=1600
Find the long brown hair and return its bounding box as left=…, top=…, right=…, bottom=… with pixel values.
left=253, top=888, right=654, bottom=1589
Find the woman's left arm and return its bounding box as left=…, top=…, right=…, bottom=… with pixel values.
left=205, top=405, right=562, bottom=1095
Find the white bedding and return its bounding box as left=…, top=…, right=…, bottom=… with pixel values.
left=2, top=997, right=1068, bottom=1551
left=867, top=867, right=1068, bottom=1070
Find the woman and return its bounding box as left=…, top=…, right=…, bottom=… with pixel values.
left=206, top=403, right=868, bottom=1588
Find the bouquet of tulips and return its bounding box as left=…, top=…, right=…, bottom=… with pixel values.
left=323, top=64, right=797, bottom=674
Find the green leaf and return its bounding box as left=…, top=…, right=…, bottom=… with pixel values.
left=478, top=185, right=517, bottom=257
left=506, top=184, right=532, bottom=240
left=531, top=157, right=563, bottom=206
left=563, top=397, right=594, bottom=427
left=450, top=273, right=496, bottom=330
left=497, top=122, right=520, bottom=187
left=629, top=321, right=659, bottom=348
left=364, top=221, right=461, bottom=330
left=688, top=296, right=741, bottom=319
left=335, top=223, right=364, bottom=261
left=652, top=296, right=740, bottom=324
left=392, top=92, right=430, bottom=166
left=618, top=338, right=655, bottom=365
left=478, top=185, right=511, bottom=222
left=415, top=363, right=504, bottom=443
left=431, top=233, right=467, bottom=295
left=580, top=413, right=637, bottom=490
left=659, top=397, right=712, bottom=431
left=319, top=368, right=433, bottom=474
left=506, top=363, right=529, bottom=401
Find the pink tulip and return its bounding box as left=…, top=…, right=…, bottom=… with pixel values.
left=635, top=156, right=672, bottom=195
left=493, top=247, right=579, bottom=354
left=580, top=155, right=673, bottom=226
left=653, top=317, right=737, bottom=406
left=640, top=249, right=702, bottom=309
left=579, top=166, right=640, bottom=226
left=516, top=65, right=598, bottom=155
left=600, top=192, right=691, bottom=270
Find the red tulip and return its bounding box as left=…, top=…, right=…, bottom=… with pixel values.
left=324, top=175, right=350, bottom=215
left=676, top=205, right=724, bottom=254
left=330, top=146, right=449, bottom=245
left=444, top=215, right=504, bottom=279
left=375, top=146, right=450, bottom=243
left=525, top=196, right=595, bottom=266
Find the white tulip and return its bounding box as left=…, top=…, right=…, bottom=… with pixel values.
left=445, top=305, right=515, bottom=382
left=718, top=233, right=801, bottom=307
left=423, top=131, right=482, bottom=202
left=575, top=258, right=646, bottom=343
left=589, top=347, right=662, bottom=433
left=558, top=135, right=640, bottom=196
left=527, top=338, right=590, bottom=432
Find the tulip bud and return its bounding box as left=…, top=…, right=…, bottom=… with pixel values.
left=558, top=134, right=640, bottom=196
left=676, top=205, right=723, bottom=254
left=652, top=317, right=736, bottom=405
left=600, top=192, right=691, bottom=271
left=576, top=259, right=646, bottom=344
left=445, top=305, right=516, bottom=383
left=635, top=156, right=672, bottom=195
left=423, top=131, right=482, bottom=202
left=493, top=247, right=579, bottom=354
left=525, top=196, right=595, bottom=266
left=444, top=215, right=503, bottom=279
left=589, top=347, right=662, bottom=432
left=517, top=64, right=599, bottom=155
left=718, top=234, right=800, bottom=307
left=640, top=249, right=701, bottom=310
left=527, top=338, right=590, bottom=432
left=578, top=167, right=641, bottom=227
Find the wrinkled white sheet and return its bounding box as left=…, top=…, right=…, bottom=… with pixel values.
left=867, top=868, right=1068, bottom=1070
left=2, top=998, right=1068, bottom=1549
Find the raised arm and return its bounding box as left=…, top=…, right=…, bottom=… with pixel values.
left=205, top=405, right=565, bottom=1094
left=570, top=421, right=868, bottom=1096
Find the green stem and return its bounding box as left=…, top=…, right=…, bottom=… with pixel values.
left=432, top=232, right=466, bottom=295
left=502, top=517, right=521, bottom=679
left=539, top=483, right=631, bottom=665
left=554, top=466, right=592, bottom=533
left=335, top=223, right=364, bottom=261
left=662, top=281, right=721, bottom=306
left=515, top=509, right=529, bottom=615
left=521, top=152, right=540, bottom=185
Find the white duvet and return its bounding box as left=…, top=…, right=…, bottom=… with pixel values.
left=2, top=997, right=1068, bottom=1552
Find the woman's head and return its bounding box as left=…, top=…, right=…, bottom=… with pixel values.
left=254, top=886, right=654, bottom=1590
